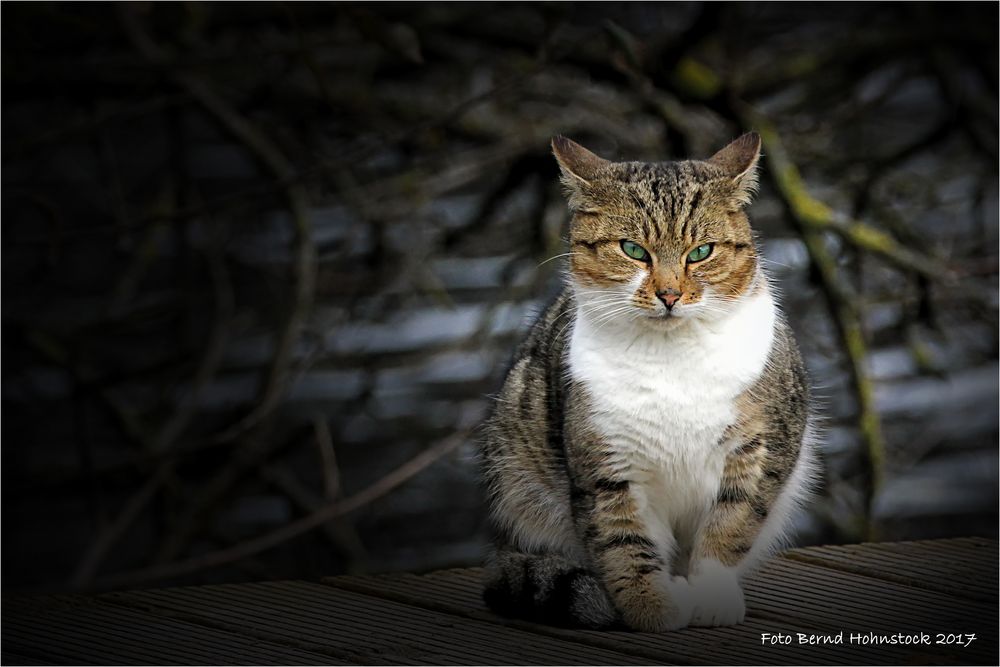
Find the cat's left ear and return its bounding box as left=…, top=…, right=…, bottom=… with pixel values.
left=708, top=132, right=761, bottom=206
left=551, top=136, right=607, bottom=184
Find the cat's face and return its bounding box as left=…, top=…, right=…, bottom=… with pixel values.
left=553, top=134, right=762, bottom=326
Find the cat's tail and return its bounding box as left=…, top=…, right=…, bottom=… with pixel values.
left=482, top=548, right=618, bottom=629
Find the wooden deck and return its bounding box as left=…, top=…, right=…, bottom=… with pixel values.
left=3, top=537, right=997, bottom=665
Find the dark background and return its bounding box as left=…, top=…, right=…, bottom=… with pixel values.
left=2, top=1, right=997, bottom=595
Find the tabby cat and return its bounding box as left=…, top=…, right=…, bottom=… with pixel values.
left=479, top=133, right=816, bottom=631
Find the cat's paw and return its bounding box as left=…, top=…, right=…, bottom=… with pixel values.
left=686, top=559, right=746, bottom=627
left=661, top=575, right=697, bottom=629
left=617, top=576, right=694, bottom=632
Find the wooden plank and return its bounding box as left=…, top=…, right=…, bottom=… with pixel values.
left=408, top=566, right=947, bottom=666
left=3, top=539, right=996, bottom=665
left=338, top=572, right=916, bottom=665
left=105, top=581, right=658, bottom=665
left=327, top=569, right=895, bottom=665
left=325, top=570, right=712, bottom=664
left=108, top=586, right=444, bottom=666
left=783, top=537, right=998, bottom=602
left=325, top=541, right=998, bottom=666
left=2, top=594, right=339, bottom=665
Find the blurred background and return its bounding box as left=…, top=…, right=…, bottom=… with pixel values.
left=2, top=2, right=997, bottom=595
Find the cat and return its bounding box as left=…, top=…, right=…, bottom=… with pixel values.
left=479, top=133, right=816, bottom=632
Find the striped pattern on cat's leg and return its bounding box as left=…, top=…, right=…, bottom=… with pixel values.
left=702, top=436, right=774, bottom=564
left=687, top=328, right=812, bottom=628
left=564, top=385, right=695, bottom=632
left=572, top=476, right=694, bottom=632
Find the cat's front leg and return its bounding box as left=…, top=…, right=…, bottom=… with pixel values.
left=564, top=388, right=695, bottom=631
left=687, top=434, right=798, bottom=627
left=685, top=456, right=760, bottom=627
left=573, top=476, right=695, bottom=631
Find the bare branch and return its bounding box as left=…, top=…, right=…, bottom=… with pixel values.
left=84, top=431, right=467, bottom=591
left=314, top=417, right=341, bottom=500
left=749, top=113, right=887, bottom=537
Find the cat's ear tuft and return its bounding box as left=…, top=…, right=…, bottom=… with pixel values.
left=551, top=136, right=608, bottom=185
left=708, top=132, right=761, bottom=206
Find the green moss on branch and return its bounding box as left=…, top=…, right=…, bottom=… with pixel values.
left=754, top=117, right=887, bottom=539
left=754, top=117, right=946, bottom=279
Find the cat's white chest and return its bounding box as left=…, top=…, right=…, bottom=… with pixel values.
left=568, top=290, right=777, bottom=528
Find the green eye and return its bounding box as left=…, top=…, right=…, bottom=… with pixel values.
left=686, top=243, right=713, bottom=263
left=621, top=240, right=650, bottom=262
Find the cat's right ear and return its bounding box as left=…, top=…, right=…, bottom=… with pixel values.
left=551, top=136, right=608, bottom=210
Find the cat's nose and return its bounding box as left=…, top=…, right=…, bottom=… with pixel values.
left=656, top=288, right=682, bottom=310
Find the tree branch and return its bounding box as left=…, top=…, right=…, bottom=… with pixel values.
left=83, top=431, right=466, bottom=591
left=749, top=113, right=887, bottom=538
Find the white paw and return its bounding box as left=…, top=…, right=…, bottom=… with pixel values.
left=686, top=559, right=746, bottom=627
left=657, top=574, right=697, bottom=630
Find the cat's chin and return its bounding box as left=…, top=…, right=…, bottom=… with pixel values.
left=640, top=311, right=690, bottom=329
left=639, top=308, right=726, bottom=330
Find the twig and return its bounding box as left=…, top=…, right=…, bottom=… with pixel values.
left=71, top=467, right=172, bottom=586
left=85, top=431, right=467, bottom=591
left=313, top=417, right=341, bottom=500
left=851, top=116, right=956, bottom=218
left=151, top=250, right=235, bottom=453
left=259, top=462, right=366, bottom=566
left=740, top=122, right=948, bottom=281
left=150, top=427, right=271, bottom=565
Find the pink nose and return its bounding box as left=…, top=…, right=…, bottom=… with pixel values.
left=656, top=289, right=681, bottom=309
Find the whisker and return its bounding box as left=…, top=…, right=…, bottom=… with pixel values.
left=537, top=252, right=582, bottom=268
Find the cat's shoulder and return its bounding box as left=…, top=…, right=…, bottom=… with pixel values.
left=493, top=287, right=575, bottom=392
left=514, top=287, right=575, bottom=355
left=746, top=308, right=811, bottom=410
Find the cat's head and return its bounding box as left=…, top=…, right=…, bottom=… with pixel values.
left=552, top=133, right=763, bottom=327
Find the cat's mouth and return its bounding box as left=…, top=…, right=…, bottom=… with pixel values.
left=645, top=308, right=687, bottom=325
